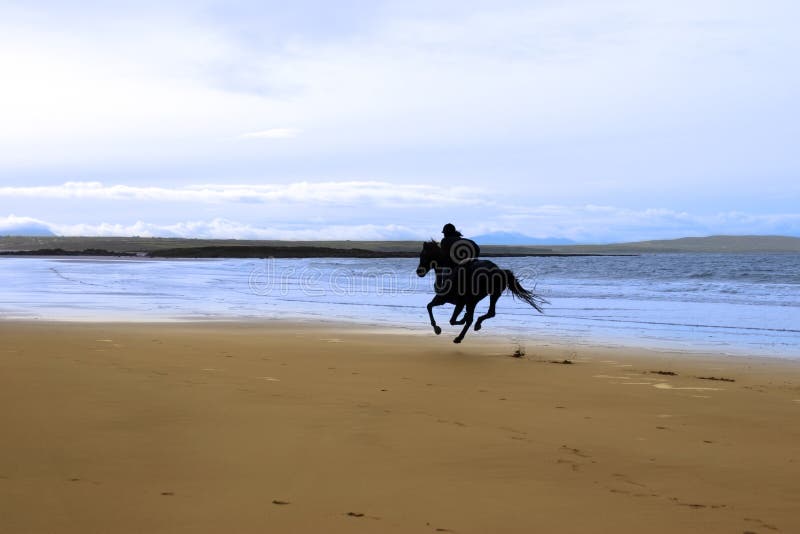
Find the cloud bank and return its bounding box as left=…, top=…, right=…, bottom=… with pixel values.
left=3, top=207, right=798, bottom=242
left=0, top=181, right=486, bottom=207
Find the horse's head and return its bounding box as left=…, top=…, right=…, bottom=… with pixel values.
left=417, top=240, right=441, bottom=277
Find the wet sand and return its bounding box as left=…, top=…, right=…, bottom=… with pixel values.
left=1, top=321, right=799, bottom=533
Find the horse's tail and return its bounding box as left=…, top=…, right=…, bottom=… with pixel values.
left=505, top=270, right=547, bottom=313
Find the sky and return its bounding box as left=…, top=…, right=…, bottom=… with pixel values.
left=0, top=0, right=798, bottom=243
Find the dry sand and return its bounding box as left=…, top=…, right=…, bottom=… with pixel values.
left=1, top=321, right=799, bottom=533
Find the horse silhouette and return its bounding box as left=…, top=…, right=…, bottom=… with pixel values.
left=416, top=240, right=546, bottom=343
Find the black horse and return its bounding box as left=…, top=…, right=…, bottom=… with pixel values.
left=416, top=240, right=546, bottom=343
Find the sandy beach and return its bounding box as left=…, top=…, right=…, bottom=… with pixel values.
left=1, top=321, right=799, bottom=533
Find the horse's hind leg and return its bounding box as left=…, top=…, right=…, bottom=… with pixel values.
left=475, top=293, right=500, bottom=331
left=449, top=303, right=466, bottom=325
left=427, top=294, right=447, bottom=335
left=453, top=303, right=476, bottom=343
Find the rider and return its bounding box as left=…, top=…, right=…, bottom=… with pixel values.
left=440, top=223, right=480, bottom=293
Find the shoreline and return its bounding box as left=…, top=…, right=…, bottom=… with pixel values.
left=3, top=254, right=798, bottom=360
left=3, top=315, right=799, bottom=361
left=2, top=321, right=799, bottom=533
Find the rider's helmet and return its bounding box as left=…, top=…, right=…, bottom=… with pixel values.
left=442, top=223, right=461, bottom=237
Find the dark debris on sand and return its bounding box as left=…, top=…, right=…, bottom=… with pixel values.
left=697, top=376, right=736, bottom=382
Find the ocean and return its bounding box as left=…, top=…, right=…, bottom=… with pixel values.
left=1, top=254, right=799, bottom=357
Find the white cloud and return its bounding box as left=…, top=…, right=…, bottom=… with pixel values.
left=239, top=128, right=302, bottom=139
left=0, top=181, right=487, bottom=207
left=48, top=218, right=424, bottom=241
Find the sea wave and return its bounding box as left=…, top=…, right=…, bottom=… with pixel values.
left=1, top=254, right=799, bottom=357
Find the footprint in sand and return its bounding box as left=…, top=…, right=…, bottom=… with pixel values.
left=561, top=445, right=590, bottom=458
left=670, top=497, right=726, bottom=510
left=557, top=458, right=581, bottom=471
left=558, top=445, right=592, bottom=472
left=607, top=475, right=660, bottom=499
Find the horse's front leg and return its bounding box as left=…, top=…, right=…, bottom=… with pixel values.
left=449, top=302, right=465, bottom=325
left=453, top=302, right=476, bottom=343
left=427, top=294, right=447, bottom=335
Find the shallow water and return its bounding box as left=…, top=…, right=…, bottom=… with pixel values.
left=1, top=254, right=799, bottom=357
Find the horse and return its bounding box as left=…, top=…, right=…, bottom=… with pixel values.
left=416, top=240, right=546, bottom=343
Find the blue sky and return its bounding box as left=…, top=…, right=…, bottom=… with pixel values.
left=0, top=0, right=798, bottom=242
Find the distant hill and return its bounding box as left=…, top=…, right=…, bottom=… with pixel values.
left=471, top=231, right=575, bottom=246
left=551, top=235, right=800, bottom=254
left=0, top=222, right=55, bottom=237
left=0, top=234, right=798, bottom=255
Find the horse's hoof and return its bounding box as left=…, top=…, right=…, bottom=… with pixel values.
left=474, top=322, right=482, bottom=331
left=453, top=337, right=462, bottom=344
left=433, top=326, right=442, bottom=335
